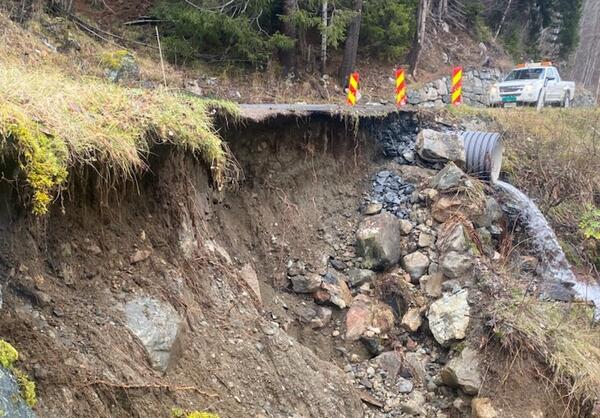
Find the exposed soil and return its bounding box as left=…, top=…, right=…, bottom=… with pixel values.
left=0, top=110, right=577, bottom=417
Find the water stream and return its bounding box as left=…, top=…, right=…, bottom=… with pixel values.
left=495, top=180, right=600, bottom=318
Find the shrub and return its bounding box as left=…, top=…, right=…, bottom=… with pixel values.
left=153, top=1, right=291, bottom=67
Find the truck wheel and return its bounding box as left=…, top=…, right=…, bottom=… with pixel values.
left=563, top=94, right=571, bottom=108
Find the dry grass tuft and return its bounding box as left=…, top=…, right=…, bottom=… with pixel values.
left=494, top=295, right=600, bottom=407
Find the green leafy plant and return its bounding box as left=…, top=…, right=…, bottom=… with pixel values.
left=580, top=207, right=600, bottom=240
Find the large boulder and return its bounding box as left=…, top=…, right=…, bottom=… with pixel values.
left=437, top=223, right=470, bottom=254
left=440, top=347, right=482, bottom=395
left=416, top=129, right=466, bottom=166
left=356, top=212, right=402, bottom=270
left=402, top=252, right=430, bottom=281
left=428, top=290, right=470, bottom=346
left=124, top=297, right=182, bottom=373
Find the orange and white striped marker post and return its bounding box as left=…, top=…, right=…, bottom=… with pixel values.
left=347, top=72, right=360, bottom=106
left=395, top=68, right=407, bottom=106
left=451, top=66, right=463, bottom=105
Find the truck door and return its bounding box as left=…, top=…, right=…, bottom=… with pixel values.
left=545, top=68, right=560, bottom=102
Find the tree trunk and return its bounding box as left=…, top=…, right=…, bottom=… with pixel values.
left=320, top=0, right=328, bottom=74
left=409, top=0, right=429, bottom=78
left=281, top=0, right=298, bottom=75
left=339, top=0, right=363, bottom=85
left=437, top=0, right=447, bottom=20
left=494, top=0, right=513, bottom=40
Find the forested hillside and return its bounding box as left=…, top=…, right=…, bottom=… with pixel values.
left=4, top=0, right=584, bottom=84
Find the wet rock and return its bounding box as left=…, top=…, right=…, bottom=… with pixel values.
left=364, top=202, right=383, bottom=215
left=401, top=391, right=426, bottom=416
left=420, top=273, right=444, bottom=298
left=0, top=367, right=36, bottom=418
left=402, top=252, right=430, bottom=281
left=345, top=295, right=372, bottom=341
left=441, top=251, right=474, bottom=279
left=428, top=290, right=470, bottom=346
left=431, top=162, right=467, bottom=191
left=239, top=263, right=261, bottom=302
left=441, top=348, right=482, bottom=395
left=416, top=130, right=466, bottom=166
left=291, top=273, right=322, bottom=293
left=370, top=172, right=416, bottom=219
left=471, top=397, right=498, bottom=418
left=401, top=307, right=422, bottom=332
left=356, top=212, right=402, bottom=270
left=124, top=297, right=182, bottom=373
left=345, top=268, right=376, bottom=287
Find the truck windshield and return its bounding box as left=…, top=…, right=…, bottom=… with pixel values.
left=504, top=68, right=545, bottom=81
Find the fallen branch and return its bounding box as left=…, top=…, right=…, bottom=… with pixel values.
left=81, top=379, right=220, bottom=398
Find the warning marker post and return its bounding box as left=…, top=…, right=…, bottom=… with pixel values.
left=451, top=66, right=463, bottom=106
left=347, top=72, right=360, bottom=106
left=395, top=68, right=407, bottom=107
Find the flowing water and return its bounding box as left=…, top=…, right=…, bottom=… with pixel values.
left=495, top=180, right=600, bottom=318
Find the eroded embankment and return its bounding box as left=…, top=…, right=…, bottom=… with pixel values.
left=0, top=112, right=386, bottom=417
left=0, top=109, right=594, bottom=418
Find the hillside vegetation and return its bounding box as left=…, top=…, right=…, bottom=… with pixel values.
left=0, top=13, right=237, bottom=215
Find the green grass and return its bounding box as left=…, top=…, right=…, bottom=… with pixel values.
left=0, top=62, right=238, bottom=214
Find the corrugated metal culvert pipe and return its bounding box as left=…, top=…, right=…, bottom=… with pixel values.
left=461, top=131, right=504, bottom=183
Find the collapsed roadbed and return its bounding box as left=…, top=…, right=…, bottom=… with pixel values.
left=0, top=108, right=597, bottom=418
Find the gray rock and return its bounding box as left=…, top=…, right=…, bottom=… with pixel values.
left=399, top=219, right=414, bottom=235
left=402, top=252, right=430, bottom=281
left=419, top=273, right=444, bottom=298
left=430, top=162, right=467, bottom=191
left=103, top=51, right=140, bottom=82
left=345, top=269, right=376, bottom=287
left=364, top=202, right=383, bottom=215
left=356, top=212, right=402, bottom=270
left=330, top=258, right=347, bottom=271
left=124, top=297, right=182, bottom=373
left=374, top=351, right=403, bottom=380
left=441, top=348, right=482, bottom=395
left=401, top=391, right=426, bottom=416
left=475, top=196, right=503, bottom=228
left=418, top=232, right=436, bottom=248
left=437, top=224, right=470, bottom=254
left=428, top=290, right=470, bottom=346
left=403, top=352, right=428, bottom=383
left=416, top=129, right=466, bottom=167
left=290, top=273, right=322, bottom=293
left=396, top=376, right=414, bottom=393
left=401, top=307, right=422, bottom=332
left=0, top=367, right=36, bottom=418
left=441, top=251, right=473, bottom=279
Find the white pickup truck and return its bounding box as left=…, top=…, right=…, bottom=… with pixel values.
left=488, top=62, right=575, bottom=108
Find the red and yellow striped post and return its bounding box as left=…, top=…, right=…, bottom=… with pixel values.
left=347, top=72, right=360, bottom=106
left=451, top=66, right=463, bottom=106
left=395, top=68, right=407, bottom=107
